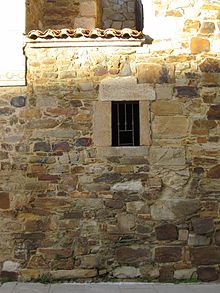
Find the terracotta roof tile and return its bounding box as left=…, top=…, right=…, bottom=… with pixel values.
left=27, top=28, right=153, bottom=44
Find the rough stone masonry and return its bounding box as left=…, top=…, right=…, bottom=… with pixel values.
left=0, top=0, right=220, bottom=283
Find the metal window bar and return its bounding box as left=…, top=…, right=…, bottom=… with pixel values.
left=117, top=102, right=135, bottom=146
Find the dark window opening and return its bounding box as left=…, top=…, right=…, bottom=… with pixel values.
left=112, top=101, right=140, bottom=147
left=135, top=0, right=144, bottom=31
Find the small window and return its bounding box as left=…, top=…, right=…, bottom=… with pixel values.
left=112, top=101, right=140, bottom=147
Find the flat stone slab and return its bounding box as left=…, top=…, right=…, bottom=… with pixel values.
left=0, top=283, right=220, bottom=293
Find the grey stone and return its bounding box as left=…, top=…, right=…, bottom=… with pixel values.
left=51, top=269, right=98, bottom=280
left=113, top=266, right=141, bottom=279
left=188, top=233, right=210, bottom=246
left=10, top=96, right=26, bottom=107
left=174, top=268, right=197, bottom=280
left=2, top=260, right=20, bottom=272
left=111, top=180, right=143, bottom=193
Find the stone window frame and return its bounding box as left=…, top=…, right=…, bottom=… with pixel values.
left=94, top=76, right=155, bottom=156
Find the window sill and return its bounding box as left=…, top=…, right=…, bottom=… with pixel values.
left=96, top=146, right=149, bottom=158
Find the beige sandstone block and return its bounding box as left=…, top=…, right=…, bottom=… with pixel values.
left=149, top=147, right=186, bottom=166
left=80, top=1, right=97, bottom=17
left=152, top=100, right=183, bottom=115
left=155, top=84, right=174, bottom=100
left=136, top=63, right=175, bottom=84
left=74, top=17, right=96, bottom=29
left=93, top=101, right=111, bottom=146
left=98, top=77, right=155, bottom=101
left=152, top=116, right=188, bottom=138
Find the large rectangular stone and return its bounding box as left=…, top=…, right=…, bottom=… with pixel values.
left=98, top=77, right=155, bottom=101
left=152, top=116, right=188, bottom=138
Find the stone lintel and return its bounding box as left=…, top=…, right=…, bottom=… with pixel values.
left=98, top=77, right=155, bottom=101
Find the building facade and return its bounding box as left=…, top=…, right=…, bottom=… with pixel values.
left=0, top=0, right=220, bottom=282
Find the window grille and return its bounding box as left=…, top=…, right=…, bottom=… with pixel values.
left=112, top=101, right=140, bottom=147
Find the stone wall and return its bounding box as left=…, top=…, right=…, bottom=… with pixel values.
left=26, top=0, right=45, bottom=31
left=102, top=0, right=136, bottom=29
left=0, top=0, right=219, bottom=284
left=42, top=0, right=101, bottom=29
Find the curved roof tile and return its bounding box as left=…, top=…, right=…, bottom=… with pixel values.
left=27, top=28, right=153, bottom=44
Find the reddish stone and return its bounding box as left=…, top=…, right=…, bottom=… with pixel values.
left=0, top=192, right=10, bottom=209
left=191, top=120, right=217, bottom=135
left=190, top=37, right=210, bottom=54
left=38, top=174, right=60, bottom=183
left=37, top=248, right=73, bottom=260
left=200, top=22, right=216, bottom=34
left=116, top=247, right=149, bottom=265
left=192, top=217, right=214, bottom=234
left=200, top=58, right=220, bottom=73
left=207, top=165, right=220, bottom=179
left=215, top=230, right=220, bottom=246
left=197, top=267, right=218, bottom=282
left=52, top=141, right=70, bottom=152
left=191, top=247, right=220, bottom=265
left=207, top=105, right=220, bottom=120
left=47, top=107, right=78, bottom=117
left=155, top=247, right=182, bottom=263
left=155, top=224, right=178, bottom=241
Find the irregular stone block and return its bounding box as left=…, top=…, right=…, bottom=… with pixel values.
left=155, top=224, right=178, bottom=240
left=197, top=267, right=219, bottom=282
left=111, top=180, right=143, bottom=193
left=151, top=199, right=200, bottom=221
left=10, top=96, right=26, bottom=107
left=113, top=266, right=141, bottom=279
left=175, top=86, right=198, bottom=97
left=94, top=173, right=121, bottom=183
left=51, top=269, right=97, bottom=280
left=117, top=213, right=135, bottom=233
left=152, top=116, right=188, bottom=138
left=199, top=58, right=220, bottom=73
left=207, top=105, right=220, bottom=120
left=191, top=120, right=217, bottom=135
left=80, top=255, right=98, bottom=269
left=2, top=261, right=20, bottom=272
left=151, top=100, right=182, bottom=115
left=192, top=217, right=214, bottom=234
left=188, top=234, right=210, bottom=246
left=191, top=247, right=220, bottom=265
left=0, top=107, right=15, bottom=116
left=149, top=147, right=186, bottom=166
left=159, top=265, right=174, bottom=281
left=155, top=84, right=174, bottom=100
left=116, top=247, right=149, bottom=265
left=34, top=142, right=51, bottom=152
left=52, top=142, right=70, bottom=152
left=190, top=37, right=210, bottom=54
left=200, top=22, right=215, bottom=34
left=0, top=192, right=10, bottom=210
left=136, top=63, right=175, bottom=84
left=174, top=268, right=197, bottom=280
left=155, top=247, right=182, bottom=263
